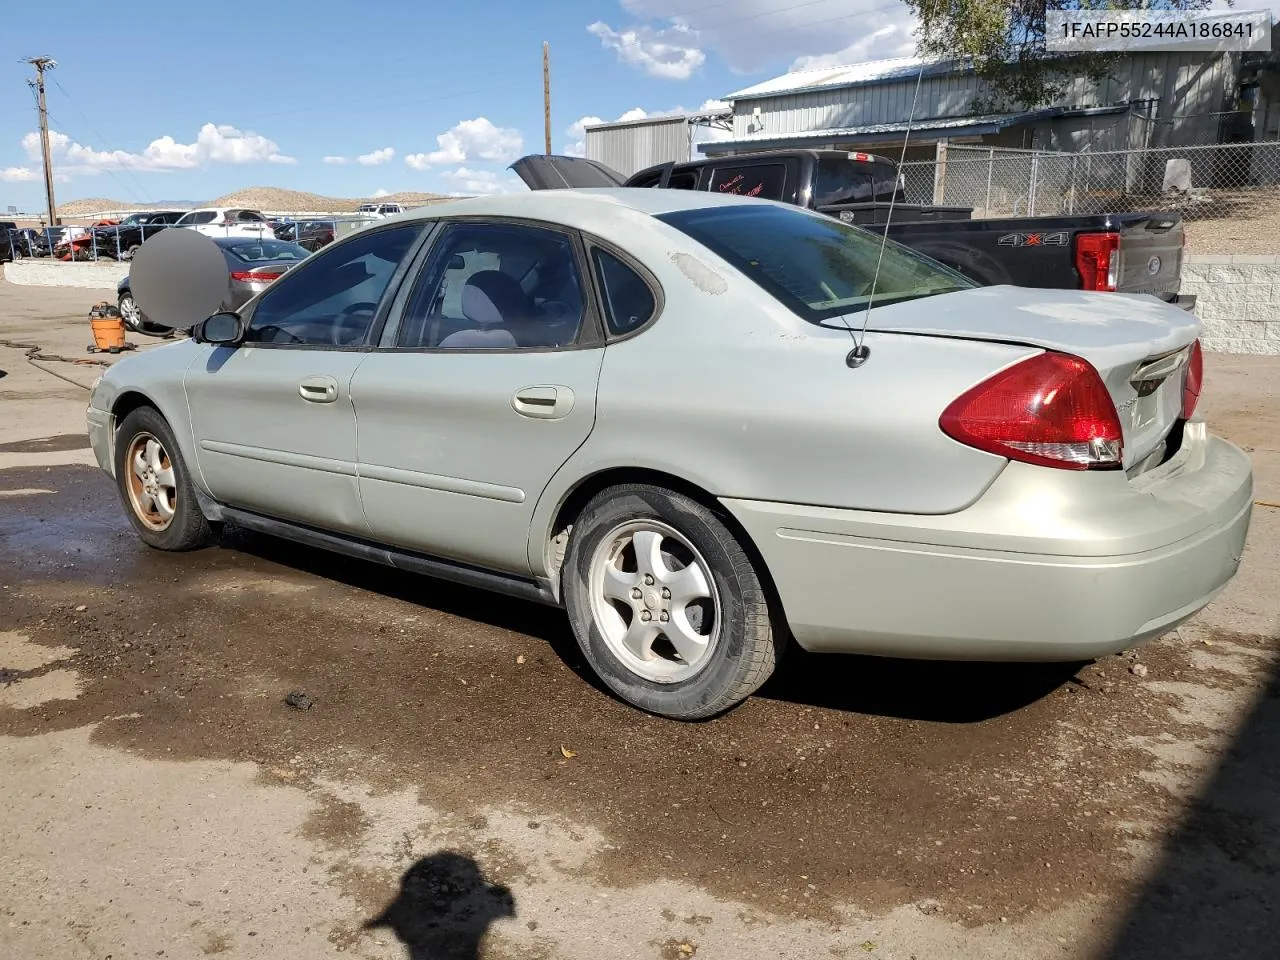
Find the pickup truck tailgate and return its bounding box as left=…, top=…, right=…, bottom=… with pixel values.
left=1113, top=214, right=1184, bottom=300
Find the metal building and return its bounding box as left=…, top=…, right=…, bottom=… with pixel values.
left=584, top=109, right=732, bottom=177
left=703, top=51, right=1253, bottom=160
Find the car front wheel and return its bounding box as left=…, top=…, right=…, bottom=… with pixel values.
left=114, top=407, right=215, bottom=551
left=563, top=484, right=784, bottom=720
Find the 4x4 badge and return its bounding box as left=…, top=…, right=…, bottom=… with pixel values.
left=997, top=232, right=1069, bottom=247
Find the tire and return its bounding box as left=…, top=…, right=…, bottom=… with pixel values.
left=114, top=407, right=215, bottom=551
left=123, top=243, right=141, bottom=261
left=562, top=484, right=784, bottom=720
left=118, top=293, right=172, bottom=337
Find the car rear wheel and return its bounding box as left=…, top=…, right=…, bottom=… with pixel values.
left=563, top=484, right=784, bottom=719
left=114, top=407, right=215, bottom=551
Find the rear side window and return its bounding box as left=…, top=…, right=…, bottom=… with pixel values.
left=180, top=211, right=216, bottom=225
left=593, top=249, right=656, bottom=336
left=708, top=163, right=786, bottom=200
left=813, top=159, right=904, bottom=206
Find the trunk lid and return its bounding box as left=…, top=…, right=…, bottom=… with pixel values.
left=858, top=285, right=1200, bottom=470
left=509, top=154, right=628, bottom=190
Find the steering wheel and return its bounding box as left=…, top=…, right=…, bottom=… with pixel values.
left=330, top=302, right=379, bottom=346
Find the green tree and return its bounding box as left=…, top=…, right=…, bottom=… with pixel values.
left=904, top=0, right=1219, bottom=110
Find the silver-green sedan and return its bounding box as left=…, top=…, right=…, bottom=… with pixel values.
left=86, top=189, right=1253, bottom=719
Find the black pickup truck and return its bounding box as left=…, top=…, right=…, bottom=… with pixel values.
left=511, top=150, right=1192, bottom=309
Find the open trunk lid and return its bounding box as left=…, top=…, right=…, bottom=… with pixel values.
left=855, top=285, right=1200, bottom=470
left=509, top=154, right=627, bottom=190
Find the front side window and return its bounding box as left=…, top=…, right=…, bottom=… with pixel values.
left=657, top=204, right=975, bottom=324
left=708, top=163, right=786, bottom=201
left=398, top=222, right=586, bottom=350
left=179, top=210, right=216, bottom=226
left=245, top=224, right=422, bottom=346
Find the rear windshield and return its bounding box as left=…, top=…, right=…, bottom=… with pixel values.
left=225, top=240, right=309, bottom=262
left=813, top=158, right=904, bottom=206
left=656, top=204, right=974, bottom=324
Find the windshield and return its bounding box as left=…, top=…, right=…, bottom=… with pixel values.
left=813, top=158, right=904, bottom=206
left=225, top=240, right=310, bottom=262
left=657, top=204, right=974, bottom=323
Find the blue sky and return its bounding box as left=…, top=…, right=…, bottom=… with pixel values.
left=0, top=0, right=920, bottom=210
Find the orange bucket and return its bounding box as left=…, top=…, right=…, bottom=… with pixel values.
left=91, top=313, right=126, bottom=351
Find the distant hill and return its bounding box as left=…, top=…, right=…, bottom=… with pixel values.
left=211, top=186, right=451, bottom=211
left=57, top=187, right=453, bottom=218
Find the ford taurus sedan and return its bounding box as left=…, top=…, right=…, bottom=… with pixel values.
left=85, top=189, right=1253, bottom=719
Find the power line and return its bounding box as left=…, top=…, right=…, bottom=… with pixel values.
left=42, top=107, right=150, bottom=206
left=238, top=2, right=904, bottom=126
left=51, top=76, right=153, bottom=203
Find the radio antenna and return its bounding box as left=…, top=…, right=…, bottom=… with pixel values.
left=846, top=55, right=927, bottom=369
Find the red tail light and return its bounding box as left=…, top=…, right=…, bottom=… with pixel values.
left=940, top=352, right=1123, bottom=470
left=1075, top=231, right=1120, bottom=291
left=230, top=270, right=283, bottom=283
left=1182, top=339, right=1203, bottom=419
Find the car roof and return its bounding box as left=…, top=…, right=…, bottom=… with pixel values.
left=387, top=187, right=794, bottom=225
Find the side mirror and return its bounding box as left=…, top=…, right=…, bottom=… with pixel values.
left=447, top=254, right=466, bottom=270
left=196, top=311, right=245, bottom=345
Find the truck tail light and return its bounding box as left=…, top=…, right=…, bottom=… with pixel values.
left=1182, top=338, right=1203, bottom=419
left=230, top=270, right=283, bottom=283
left=1075, top=231, right=1121, bottom=291
left=940, top=352, right=1124, bottom=471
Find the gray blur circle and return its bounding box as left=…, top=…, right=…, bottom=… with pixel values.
left=129, top=229, right=231, bottom=330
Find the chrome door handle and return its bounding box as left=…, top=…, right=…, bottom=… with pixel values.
left=512, top=385, right=574, bottom=420
left=299, top=375, right=339, bottom=403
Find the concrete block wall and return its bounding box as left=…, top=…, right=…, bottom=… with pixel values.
left=2, top=260, right=129, bottom=288
left=1181, top=255, right=1280, bottom=356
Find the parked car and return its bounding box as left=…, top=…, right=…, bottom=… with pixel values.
left=357, top=202, right=404, bottom=218
left=511, top=150, right=1193, bottom=309
left=117, top=236, right=310, bottom=334
left=7, top=227, right=57, bottom=257
left=52, top=223, right=108, bottom=260
left=87, top=189, right=1252, bottom=720
left=174, top=207, right=273, bottom=238
left=91, top=210, right=187, bottom=260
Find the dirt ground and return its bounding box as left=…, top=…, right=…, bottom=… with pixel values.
left=1, top=277, right=1277, bottom=960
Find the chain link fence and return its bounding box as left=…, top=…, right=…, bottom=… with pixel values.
left=901, top=141, right=1280, bottom=224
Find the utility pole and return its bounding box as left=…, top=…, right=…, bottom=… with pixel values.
left=23, top=56, right=59, bottom=226
left=542, top=42, right=552, bottom=155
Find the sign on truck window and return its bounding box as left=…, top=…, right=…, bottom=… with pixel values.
left=709, top=164, right=786, bottom=201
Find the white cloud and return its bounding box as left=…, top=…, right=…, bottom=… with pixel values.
left=372, top=187, right=391, bottom=198
left=19, top=123, right=295, bottom=176
left=790, top=23, right=916, bottom=71
left=1, top=166, right=38, bottom=182
left=323, top=155, right=349, bottom=164
left=617, top=0, right=917, bottom=75
left=358, top=146, right=395, bottom=166
left=404, top=118, right=523, bottom=169
left=438, top=166, right=521, bottom=196
left=587, top=20, right=705, bottom=80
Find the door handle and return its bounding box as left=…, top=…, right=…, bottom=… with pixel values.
left=512, top=385, right=575, bottom=420
left=299, top=375, right=339, bottom=403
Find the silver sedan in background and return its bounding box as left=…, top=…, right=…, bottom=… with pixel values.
left=86, top=189, right=1253, bottom=719
left=117, top=237, right=310, bottom=335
